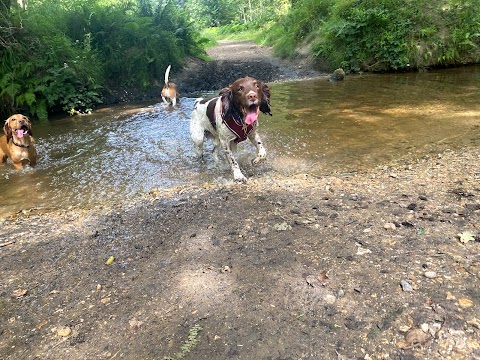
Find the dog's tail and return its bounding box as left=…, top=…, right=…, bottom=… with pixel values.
left=164, top=65, right=171, bottom=85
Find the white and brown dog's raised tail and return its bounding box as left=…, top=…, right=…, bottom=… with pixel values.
left=161, top=65, right=179, bottom=107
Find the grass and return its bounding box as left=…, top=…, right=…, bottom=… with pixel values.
left=164, top=324, right=203, bottom=360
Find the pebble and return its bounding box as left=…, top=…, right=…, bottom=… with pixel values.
left=384, top=222, right=396, bottom=230
left=273, top=222, right=292, bottom=231
left=424, top=271, right=437, bottom=279
left=457, top=298, right=474, bottom=308
left=400, top=280, right=413, bottom=292
left=324, top=294, right=336, bottom=304
left=57, top=326, right=72, bottom=337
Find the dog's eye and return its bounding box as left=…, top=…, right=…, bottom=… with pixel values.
left=238, top=85, right=244, bottom=91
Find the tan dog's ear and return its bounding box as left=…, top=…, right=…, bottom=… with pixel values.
left=3, top=119, right=12, bottom=142
left=25, top=116, right=33, bottom=137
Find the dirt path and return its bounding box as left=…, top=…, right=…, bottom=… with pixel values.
left=176, top=40, right=324, bottom=94
left=1, top=41, right=480, bottom=360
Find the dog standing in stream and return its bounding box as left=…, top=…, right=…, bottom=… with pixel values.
left=161, top=65, right=179, bottom=107
left=0, top=114, right=37, bottom=169
left=190, top=76, right=271, bottom=182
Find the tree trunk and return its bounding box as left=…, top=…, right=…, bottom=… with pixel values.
left=248, top=0, right=252, bottom=22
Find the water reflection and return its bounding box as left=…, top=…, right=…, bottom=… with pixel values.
left=265, top=67, right=480, bottom=174
left=1, top=67, right=480, bottom=218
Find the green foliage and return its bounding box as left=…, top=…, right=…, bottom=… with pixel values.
left=0, top=0, right=204, bottom=119
left=262, top=0, right=480, bottom=72
left=165, top=324, right=203, bottom=360
left=184, top=0, right=289, bottom=30
left=314, top=0, right=412, bottom=72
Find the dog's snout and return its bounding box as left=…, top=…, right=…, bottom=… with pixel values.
left=247, top=91, right=257, bottom=102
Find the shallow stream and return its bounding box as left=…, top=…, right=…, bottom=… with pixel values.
left=1, top=66, right=480, bottom=218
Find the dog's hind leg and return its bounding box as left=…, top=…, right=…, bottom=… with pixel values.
left=211, top=137, right=221, bottom=162
left=190, top=120, right=205, bottom=159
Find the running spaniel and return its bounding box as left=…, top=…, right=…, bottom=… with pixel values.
left=190, top=77, right=271, bottom=182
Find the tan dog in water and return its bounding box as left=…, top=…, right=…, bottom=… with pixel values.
left=0, top=114, right=37, bottom=169
left=161, top=65, right=179, bottom=107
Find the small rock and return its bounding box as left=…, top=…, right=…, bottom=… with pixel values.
left=384, top=222, right=396, bottom=230
left=404, top=328, right=429, bottom=346
left=401, top=221, right=415, bottom=228
left=400, top=280, right=413, bottom=292
left=467, top=318, right=480, bottom=329
left=399, top=325, right=411, bottom=333
left=457, top=298, right=474, bottom=308
left=407, top=203, right=417, bottom=210
left=11, top=289, right=28, bottom=298
left=57, top=326, right=72, bottom=337
left=273, top=222, right=292, bottom=231
left=329, top=68, right=345, bottom=82
left=356, top=247, right=372, bottom=255
left=424, top=271, right=437, bottom=279
left=324, top=294, right=336, bottom=304
left=446, top=291, right=456, bottom=300
left=290, top=207, right=301, bottom=214
left=420, top=323, right=429, bottom=332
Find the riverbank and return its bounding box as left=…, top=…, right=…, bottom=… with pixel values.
left=1, top=41, right=480, bottom=360
left=1, top=147, right=480, bottom=359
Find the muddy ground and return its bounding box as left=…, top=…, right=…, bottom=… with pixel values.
left=1, top=41, right=480, bottom=360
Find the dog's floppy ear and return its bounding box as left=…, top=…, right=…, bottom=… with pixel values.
left=3, top=119, right=12, bottom=142
left=219, top=86, right=233, bottom=119
left=259, top=82, right=272, bottom=116
left=25, top=116, right=33, bottom=137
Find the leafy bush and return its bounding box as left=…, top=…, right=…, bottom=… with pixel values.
left=0, top=0, right=204, bottom=120
left=265, top=0, right=480, bottom=72
left=0, top=2, right=103, bottom=120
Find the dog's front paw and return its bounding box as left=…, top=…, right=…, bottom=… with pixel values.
left=252, top=156, right=266, bottom=165
left=233, top=169, right=247, bottom=183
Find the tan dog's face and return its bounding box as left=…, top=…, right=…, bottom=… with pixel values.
left=4, top=114, right=33, bottom=142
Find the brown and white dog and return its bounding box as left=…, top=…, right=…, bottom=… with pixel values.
left=161, top=65, right=179, bottom=107
left=190, top=76, right=271, bottom=182
left=0, top=114, right=37, bottom=169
